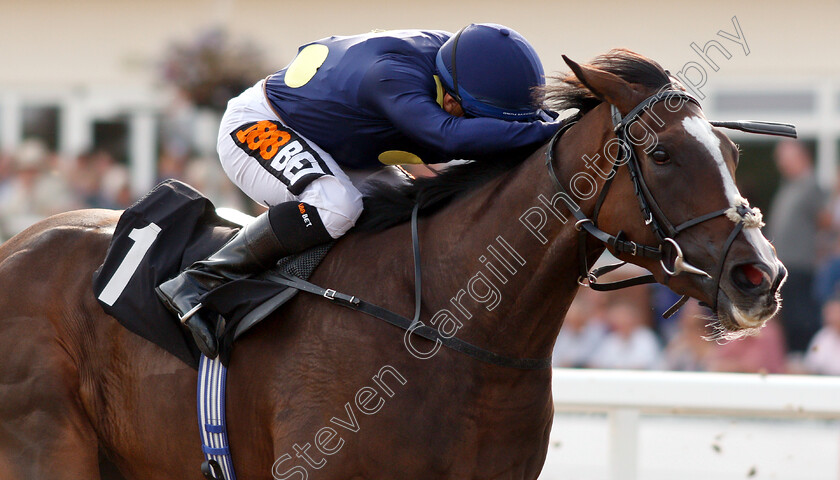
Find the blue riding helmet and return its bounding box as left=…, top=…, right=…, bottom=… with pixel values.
left=435, top=23, right=545, bottom=121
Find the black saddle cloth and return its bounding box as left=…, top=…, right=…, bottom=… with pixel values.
left=92, top=180, right=331, bottom=369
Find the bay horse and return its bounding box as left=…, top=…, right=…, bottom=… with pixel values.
left=0, top=50, right=785, bottom=479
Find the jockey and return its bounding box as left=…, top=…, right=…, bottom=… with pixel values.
left=156, top=24, right=562, bottom=358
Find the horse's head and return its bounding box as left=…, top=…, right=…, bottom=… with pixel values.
left=554, top=50, right=787, bottom=338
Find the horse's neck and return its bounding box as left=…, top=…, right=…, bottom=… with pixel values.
left=420, top=111, right=609, bottom=362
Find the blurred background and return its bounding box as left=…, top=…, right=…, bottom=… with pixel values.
left=0, top=0, right=839, bottom=375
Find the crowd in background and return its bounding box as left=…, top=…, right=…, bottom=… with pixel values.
left=1, top=136, right=839, bottom=376
left=0, top=138, right=248, bottom=243
left=0, top=140, right=129, bottom=241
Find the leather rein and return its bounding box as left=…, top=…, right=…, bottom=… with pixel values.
left=273, top=204, right=552, bottom=370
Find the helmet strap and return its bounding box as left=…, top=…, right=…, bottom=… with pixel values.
left=449, top=26, right=466, bottom=103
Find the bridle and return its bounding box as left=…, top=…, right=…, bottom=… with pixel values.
left=545, top=88, right=796, bottom=317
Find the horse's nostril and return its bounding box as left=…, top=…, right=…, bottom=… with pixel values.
left=742, top=264, right=764, bottom=286
left=732, top=263, right=771, bottom=292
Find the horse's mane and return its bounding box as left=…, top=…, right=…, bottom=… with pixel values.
left=541, top=48, right=673, bottom=114
left=353, top=48, right=672, bottom=232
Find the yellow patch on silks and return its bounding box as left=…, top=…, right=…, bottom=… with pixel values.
left=433, top=75, right=445, bottom=107
left=284, top=44, right=329, bottom=88
left=378, top=150, right=424, bottom=165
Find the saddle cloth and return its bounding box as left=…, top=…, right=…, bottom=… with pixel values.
left=92, top=179, right=331, bottom=369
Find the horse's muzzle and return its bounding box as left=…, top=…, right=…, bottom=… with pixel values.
left=718, top=259, right=786, bottom=330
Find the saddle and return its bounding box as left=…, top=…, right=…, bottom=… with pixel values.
left=92, top=179, right=331, bottom=369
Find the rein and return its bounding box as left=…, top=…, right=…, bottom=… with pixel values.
left=272, top=203, right=551, bottom=370
left=545, top=89, right=796, bottom=317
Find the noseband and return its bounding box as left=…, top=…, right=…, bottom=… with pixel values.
left=546, top=89, right=796, bottom=317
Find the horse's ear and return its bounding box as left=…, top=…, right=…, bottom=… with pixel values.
left=562, top=55, right=646, bottom=115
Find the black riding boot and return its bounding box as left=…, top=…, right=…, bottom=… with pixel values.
left=156, top=202, right=333, bottom=358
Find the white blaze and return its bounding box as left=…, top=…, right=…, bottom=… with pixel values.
left=682, top=116, right=740, bottom=204
left=682, top=116, right=776, bottom=329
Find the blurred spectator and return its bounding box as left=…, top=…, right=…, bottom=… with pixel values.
left=594, top=263, right=653, bottom=323
left=100, top=163, right=133, bottom=209
left=0, top=151, right=14, bottom=186
left=706, top=319, right=787, bottom=374
left=69, top=150, right=126, bottom=209
left=552, top=295, right=607, bottom=368
left=0, top=139, right=79, bottom=240
left=814, top=256, right=840, bottom=306
left=157, top=147, right=189, bottom=183
left=661, top=300, right=713, bottom=371
left=588, top=301, right=661, bottom=370
left=814, top=168, right=840, bottom=306
left=652, top=284, right=685, bottom=342
left=803, top=298, right=840, bottom=375
left=766, top=140, right=826, bottom=352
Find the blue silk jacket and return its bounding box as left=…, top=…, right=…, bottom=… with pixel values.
left=264, top=30, right=559, bottom=170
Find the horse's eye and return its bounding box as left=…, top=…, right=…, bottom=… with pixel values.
left=651, top=148, right=670, bottom=164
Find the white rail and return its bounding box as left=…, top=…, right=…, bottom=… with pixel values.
left=551, top=369, right=840, bottom=480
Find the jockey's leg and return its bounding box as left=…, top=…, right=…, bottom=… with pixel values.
left=157, top=80, right=363, bottom=358
left=156, top=179, right=361, bottom=358
left=156, top=200, right=337, bottom=357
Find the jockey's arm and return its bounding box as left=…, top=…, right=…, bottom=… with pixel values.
left=361, top=56, right=561, bottom=160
